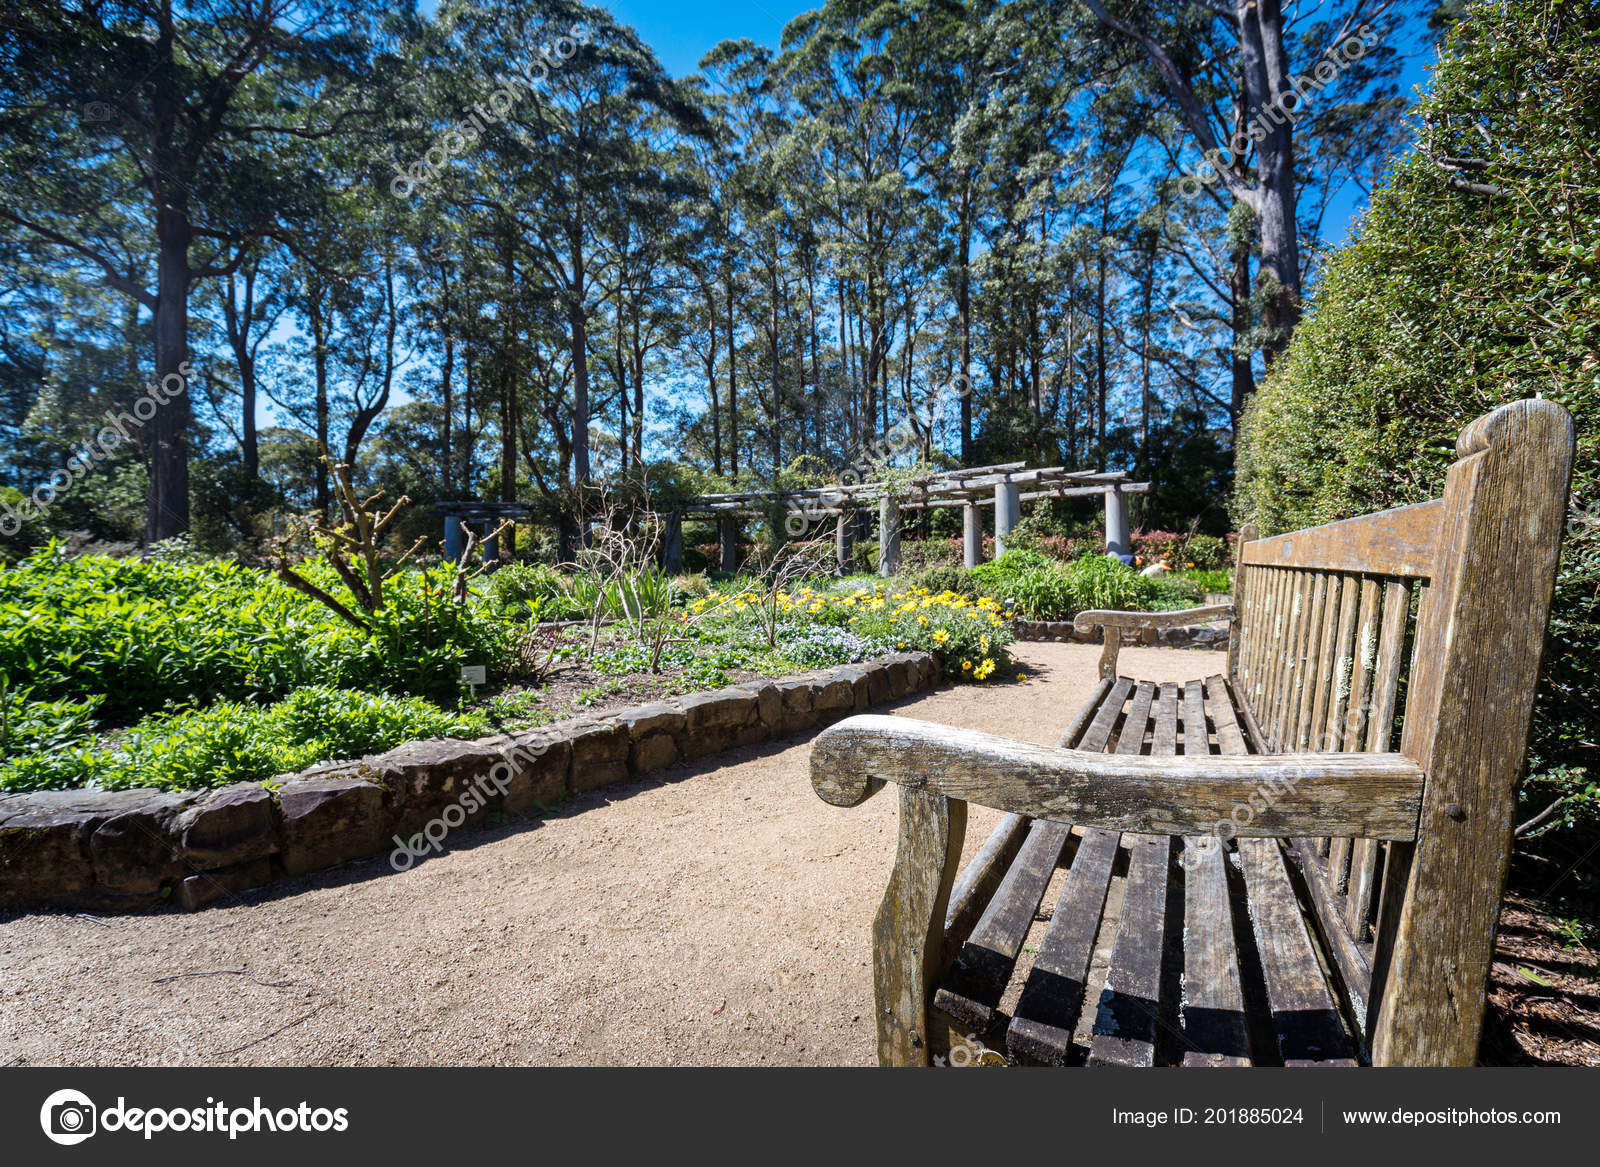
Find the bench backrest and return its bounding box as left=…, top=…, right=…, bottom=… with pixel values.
left=1228, top=399, right=1573, bottom=1065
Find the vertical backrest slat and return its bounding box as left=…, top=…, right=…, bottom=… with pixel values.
left=1341, top=578, right=1385, bottom=752
left=1366, top=580, right=1413, bottom=753
left=1310, top=574, right=1356, bottom=754
left=1255, top=568, right=1286, bottom=730
left=1269, top=571, right=1311, bottom=749
left=1228, top=524, right=1259, bottom=685
left=1253, top=566, right=1289, bottom=708
left=1291, top=573, right=1333, bottom=750
left=1318, top=576, right=1356, bottom=755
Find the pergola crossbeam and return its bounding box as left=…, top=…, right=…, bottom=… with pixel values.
left=675, top=463, right=1144, bottom=573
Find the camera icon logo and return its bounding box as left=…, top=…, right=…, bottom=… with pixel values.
left=39, top=1089, right=97, bottom=1146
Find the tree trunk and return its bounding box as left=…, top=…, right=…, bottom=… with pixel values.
left=306, top=277, right=331, bottom=516
left=1240, top=0, right=1302, bottom=357
left=147, top=196, right=191, bottom=543
left=569, top=217, right=591, bottom=487
left=1230, top=240, right=1257, bottom=427
left=705, top=281, right=722, bottom=476
left=440, top=263, right=454, bottom=494
left=726, top=274, right=738, bottom=478
left=957, top=183, right=973, bottom=460
left=1095, top=248, right=1108, bottom=471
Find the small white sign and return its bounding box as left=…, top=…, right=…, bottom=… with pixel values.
left=460, top=665, right=487, bottom=686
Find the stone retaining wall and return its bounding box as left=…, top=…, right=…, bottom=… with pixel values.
left=0, top=652, right=941, bottom=914
left=1012, top=620, right=1230, bottom=650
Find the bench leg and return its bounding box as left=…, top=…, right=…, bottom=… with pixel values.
left=872, top=787, right=967, bottom=1066
left=1098, top=627, right=1122, bottom=679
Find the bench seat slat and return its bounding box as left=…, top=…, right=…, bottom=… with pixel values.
left=1087, top=833, right=1173, bottom=1067
left=1182, top=838, right=1253, bottom=1066
left=1240, top=838, right=1359, bottom=1066
left=934, top=820, right=1072, bottom=1032
left=1006, top=828, right=1121, bottom=1065
left=1179, top=677, right=1252, bottom=1065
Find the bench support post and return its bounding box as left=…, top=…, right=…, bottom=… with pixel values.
left=873, top=787, right=967, bottom=1066
left=1369, top=400, right=1573, bottom=1066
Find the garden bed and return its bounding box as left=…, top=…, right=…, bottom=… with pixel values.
left=0, top=652, right=941, bottom=913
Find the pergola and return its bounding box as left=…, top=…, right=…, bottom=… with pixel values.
left=667, top=463, right=1149, bottom=575
left=431, top=500, right=533, bottom=562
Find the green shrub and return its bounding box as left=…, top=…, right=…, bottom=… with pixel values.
left=967, top=548, right=1052, bottom=590
left=1179, top=568, right=1233, bottom=595
left=0, top=681, right=100, bottom=757
left=483, top=562, right=581, bottom=621
left=1144, top=575, right=1205, bottom=610
left=1182, top=534, right=1230, bottom=571
left=1001, top=566, right=1077, bottom=619
left=899, top=537, right=961, bottom=570
left=0, top=546, right=519, bottom=721
left=0, top=685, right=487, bottom=793
left=1058, top=554, right=1166, bottom=613
left=967, top=551, right=1198, bottom=620
left=1233, top=0, right=1600, bottom=855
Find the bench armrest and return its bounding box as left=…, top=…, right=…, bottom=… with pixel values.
left=810, top=714, right=1422, bottom=841
left=1071, top=604, right=1233, bottom=677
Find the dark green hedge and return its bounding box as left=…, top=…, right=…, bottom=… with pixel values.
left=1234, top=0, right=1600, bottom=852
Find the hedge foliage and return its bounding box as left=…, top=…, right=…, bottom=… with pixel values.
left=1234, top=0, right=1600, bottom=845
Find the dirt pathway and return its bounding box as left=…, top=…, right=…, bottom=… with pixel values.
left=0, top=642, right=1209, bottom=1067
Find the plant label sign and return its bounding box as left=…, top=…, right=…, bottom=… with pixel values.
left=460, top=665, right=487, bottom=686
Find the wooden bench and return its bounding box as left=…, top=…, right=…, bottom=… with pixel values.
left=811, top=400, right=1574, bottom=1067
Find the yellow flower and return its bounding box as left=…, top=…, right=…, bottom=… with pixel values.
left=961, top=660, right=972, bottom=671
left=933, top=629, right=949, bottom=645
left=979, top=636, right=989, bottom=651
left=917, top=615, right=929, bottom=626
left=1017, top=673, right=1028, bottom=682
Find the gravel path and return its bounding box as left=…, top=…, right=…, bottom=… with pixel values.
left=0, top=642, right=1208, bottom=1067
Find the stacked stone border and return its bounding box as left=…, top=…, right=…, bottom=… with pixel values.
left=1011, top=620, right=1229, bottom=650
left=0, top=652, right=941, bottom=914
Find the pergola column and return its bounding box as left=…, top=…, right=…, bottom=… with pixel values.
left=661, top=510, right=683, bottom=574
left=994, top=480, right=1021, bottom=556
left=443, top=517, right=464, bottom=563
left=963, top=502, right=982, bottom=568
left=835, top=507, right=855, bottom=575
left=719, top=518, right=739, bottom=573
left=879, top=495, right=901, bottom=577
left=1104, top=486, right=1131, bottom=558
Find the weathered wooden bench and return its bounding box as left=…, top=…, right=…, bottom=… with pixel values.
left=811, top=400, right=1574, bottom=1067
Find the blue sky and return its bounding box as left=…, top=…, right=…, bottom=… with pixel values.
left=603, top=0, right=808, bottom=73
